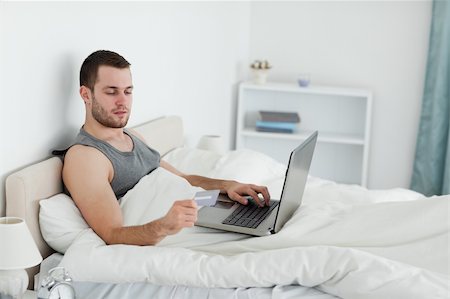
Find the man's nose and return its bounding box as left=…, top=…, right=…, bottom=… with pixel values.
left=115, top=92, right=128, bottom=105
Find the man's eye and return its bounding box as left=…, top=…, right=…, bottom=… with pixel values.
left=125, top=90, right=133, bottom=95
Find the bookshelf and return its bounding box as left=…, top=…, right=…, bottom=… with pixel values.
left=235, top=81, right=372, bottom=186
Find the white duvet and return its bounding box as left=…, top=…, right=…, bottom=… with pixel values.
left=59, top=148, right=450, bottom=299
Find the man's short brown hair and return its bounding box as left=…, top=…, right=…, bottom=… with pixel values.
left=80, top=50, right=131, bottom=91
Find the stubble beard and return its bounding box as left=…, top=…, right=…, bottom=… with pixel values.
left=91, top=95, right=130, bottom=129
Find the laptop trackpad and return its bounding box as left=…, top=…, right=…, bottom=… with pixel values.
left=210, top=194, right=235, bottom=209
left=213, top=200, right=235, bottom=209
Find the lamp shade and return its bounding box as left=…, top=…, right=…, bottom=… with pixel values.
left=0, top=217, right=42, bottom=270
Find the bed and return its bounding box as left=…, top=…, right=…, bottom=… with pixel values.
left=5, top=115, right=449, bottom=298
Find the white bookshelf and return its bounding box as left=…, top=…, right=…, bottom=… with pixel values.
left=235, top=81, right=372, bottom=186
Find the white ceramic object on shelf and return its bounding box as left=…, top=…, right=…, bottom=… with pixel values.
left=252, top=69, right=269, bottom=85
left=197, top=135, right=225, bottom=155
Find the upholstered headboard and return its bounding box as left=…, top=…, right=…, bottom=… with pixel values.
left=5, top=115, right=183, bottom=288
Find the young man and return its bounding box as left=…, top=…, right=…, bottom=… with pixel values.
left=62, top=50, right=270, bottom=246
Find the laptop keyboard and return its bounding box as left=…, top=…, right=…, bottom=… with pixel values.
left=222, top=201, right=279, bottom=228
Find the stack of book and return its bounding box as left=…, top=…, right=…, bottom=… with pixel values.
left=256, top=110, right=300, bottom=133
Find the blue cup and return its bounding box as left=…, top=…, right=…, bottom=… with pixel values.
left=298, top=74, right=310, bottom=87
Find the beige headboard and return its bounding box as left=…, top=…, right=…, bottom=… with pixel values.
left=5, top=115, right=183, bottom=288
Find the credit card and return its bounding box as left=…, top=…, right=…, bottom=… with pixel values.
left=194, top=190, right=220, bottom=206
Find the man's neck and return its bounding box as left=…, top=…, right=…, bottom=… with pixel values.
left=83, top=120, right=126, bottom=143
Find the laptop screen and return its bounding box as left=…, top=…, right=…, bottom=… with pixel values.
left=273, top=131, right=317, bottom=233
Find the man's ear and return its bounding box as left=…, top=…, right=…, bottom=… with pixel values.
left=80, top=86, right=92, bottom=104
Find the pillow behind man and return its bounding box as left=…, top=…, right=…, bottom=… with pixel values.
left=39, top=193, right=89, bottom=253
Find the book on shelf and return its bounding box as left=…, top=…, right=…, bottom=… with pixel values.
left=256, top=127, right=294, bottom=134
left=256, top=121, right=297, bottom=130
left=259, top=110, right=300, bottom=123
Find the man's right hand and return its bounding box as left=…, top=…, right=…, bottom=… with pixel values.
left=159, top=200, right=198, bottom=236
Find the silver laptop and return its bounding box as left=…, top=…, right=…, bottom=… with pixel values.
left=195, top=131, right=317, bottom=236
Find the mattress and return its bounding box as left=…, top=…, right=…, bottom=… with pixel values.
left=38, top=253, right=337, bottom=299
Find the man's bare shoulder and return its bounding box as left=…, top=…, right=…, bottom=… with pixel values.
left=65, top=144, right=107, bottom=163
left=63, top=145, right=112, bottom=179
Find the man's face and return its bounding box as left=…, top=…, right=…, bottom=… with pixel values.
left=90, top=65, right=133, bottom=128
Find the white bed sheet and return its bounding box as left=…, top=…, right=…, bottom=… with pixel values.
left=40, top=253, right=336, bottom=299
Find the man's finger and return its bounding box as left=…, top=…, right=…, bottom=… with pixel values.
left=185, top=214, right=197, bottom=223
left=251, top=185, right=271, bottom=205
left=229, top=192, right=249, bottom=205
left=176, top=199, right=197, bottom=208
left=180, top=207, right=198, bottom=217
left=246, top=188, right=264, bottom=207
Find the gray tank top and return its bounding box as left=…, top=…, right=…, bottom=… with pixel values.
left=72, top=128, right=160, bottom=198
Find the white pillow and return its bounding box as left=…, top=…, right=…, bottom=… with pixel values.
left=162, top=147, right=222, bottom=176
left=210, top=149, right=286, bottom=184
left=39, top=193, right=89, bottom=253
left=164, top=147, right=286, bottom=184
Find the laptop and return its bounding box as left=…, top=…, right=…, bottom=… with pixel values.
left=195, top=131, right=318, bottom=236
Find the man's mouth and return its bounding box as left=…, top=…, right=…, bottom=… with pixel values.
left=113, top=110, right=128, bottom=117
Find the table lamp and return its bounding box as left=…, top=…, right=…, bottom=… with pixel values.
left=0, top=217, right=43, bottom=298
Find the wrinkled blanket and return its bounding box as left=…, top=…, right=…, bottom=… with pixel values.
left=60, top=149, right=450, bottom=299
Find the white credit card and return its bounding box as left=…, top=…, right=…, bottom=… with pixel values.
left=194, top=190, right=220, bottom=206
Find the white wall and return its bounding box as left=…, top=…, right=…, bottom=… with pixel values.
left=249, top=1, right=432, bottom=189
left=0, top=2, right=251, bottom=216
left=0, top=1, right=433, bottom=216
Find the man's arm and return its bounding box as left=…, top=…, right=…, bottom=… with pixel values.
left=160, top=161, right=270, bottom=207
left=63, top=145, right=197, bottom=246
